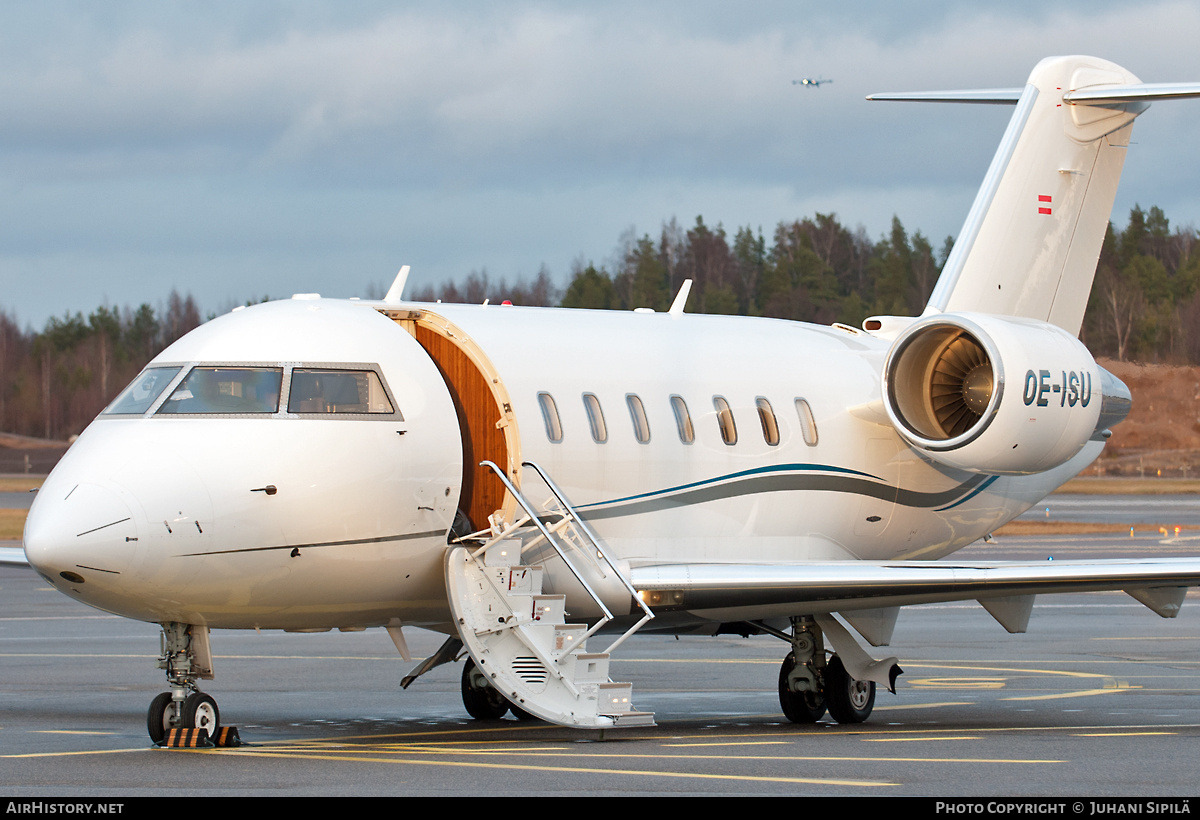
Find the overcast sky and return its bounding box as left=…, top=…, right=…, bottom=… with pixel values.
left=4, top=1, right=1200, bottom=328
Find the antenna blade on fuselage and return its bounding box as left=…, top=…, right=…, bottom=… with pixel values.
left=384, top=266, right=411, bottom=304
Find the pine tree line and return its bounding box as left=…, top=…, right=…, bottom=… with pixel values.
left=0, top=292, right=201, bottom=440
left=3, top=206, right=1197, bottom=441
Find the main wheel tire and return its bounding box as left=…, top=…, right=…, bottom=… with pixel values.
left=182, top=692, right=221, bottom=736
left=461, top=658, right=510, bottom=720
left=147, top=692, right=174, bottom=744
left=778, top=651, right=827, bottom=723
left=824, top=654, right=875, bottom=724
left=509, top=702, right=539, bottom=721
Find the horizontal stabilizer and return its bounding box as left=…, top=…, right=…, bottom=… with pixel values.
left=867, top=88, right=1022, bottom=104
left=868, top=83, right=1200, bottom=107
left=1064, top=82, right=1200, bottom=104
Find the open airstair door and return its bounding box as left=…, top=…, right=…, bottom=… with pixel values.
left=384, top=308, right=520, bottom=533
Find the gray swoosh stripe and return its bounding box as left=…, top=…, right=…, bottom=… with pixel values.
left=582, top=473, right=988, bottom=522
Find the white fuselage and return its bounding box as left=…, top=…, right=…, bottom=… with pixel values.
left=22, top=297, right=1096, bottom=631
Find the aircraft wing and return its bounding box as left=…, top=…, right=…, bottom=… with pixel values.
left=630, top=557, right=1200, bottom=631
left=0, top=546, right=29, bottom=566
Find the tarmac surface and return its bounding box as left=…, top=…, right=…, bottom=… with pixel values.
left=3, top=498, right=1200, bottom=796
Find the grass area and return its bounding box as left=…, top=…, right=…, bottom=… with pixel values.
left=1057, top=477, right=1200, bottom=494
left=0, top=477, right=43, bottom=492
left=995, top=520, right=1196, bottom=535
left=0, top=508, right=27, bottom=540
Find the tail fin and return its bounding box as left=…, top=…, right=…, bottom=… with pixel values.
left=871, top=56, right=1200, bottom=336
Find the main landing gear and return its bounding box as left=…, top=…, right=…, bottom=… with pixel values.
left=146, top=622, right=221, bottom=744
left=461, top=658, right=538, bottom=721
left=777, top=615, right=875, bottom=725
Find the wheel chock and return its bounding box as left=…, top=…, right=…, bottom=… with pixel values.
left=161, top=728, right=213, bottom=748
left=211, top=726, right=242, bottom=747
left=158, top=726, right=242, bottom=749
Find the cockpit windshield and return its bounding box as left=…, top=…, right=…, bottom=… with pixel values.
left=287, top=369, right=394, bottom=414
left=157, top=367, right=283, bottom=414
left=103, top=367, right=183, bottom=415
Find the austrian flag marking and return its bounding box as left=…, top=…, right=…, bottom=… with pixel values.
left=1038, top=194, right=1052, bottom=215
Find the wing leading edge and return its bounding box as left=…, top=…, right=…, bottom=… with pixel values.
left=631, top=557, right=1200, bottom=626
left=0, top=547, right=28, bottom=566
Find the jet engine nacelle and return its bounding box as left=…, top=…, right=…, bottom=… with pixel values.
left=882, top=312, right=1128, bottom=475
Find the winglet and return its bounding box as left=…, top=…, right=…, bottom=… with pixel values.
left=669, top=279, right=693, bottom=316
left=383, top=266, right=411, bottom=304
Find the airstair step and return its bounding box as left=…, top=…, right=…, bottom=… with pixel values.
left=487, top=565, right=543, bottom=596
left=559, top=651, right=610, bottom=683
left=483, top=539, right=523, bottom=567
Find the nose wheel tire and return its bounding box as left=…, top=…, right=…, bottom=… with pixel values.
left=824, top=654, right=875, bottom=724
left=778, top=651, right=827, bottom=723
left=182, top=692, right=221, bottom=736
left=147, top=692, right=174, bottom=744
left=461, top=658, right=510, bottom=720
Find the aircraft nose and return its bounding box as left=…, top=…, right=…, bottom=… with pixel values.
left=23, top=482, right=139, bottom=585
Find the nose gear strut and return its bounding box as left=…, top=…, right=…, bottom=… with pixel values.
left=147, top=622, right=222, bottom=745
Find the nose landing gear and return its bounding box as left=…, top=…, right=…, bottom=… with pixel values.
left=147, top=622, right=222, bottom=744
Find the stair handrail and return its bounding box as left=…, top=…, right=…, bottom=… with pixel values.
left=479, top=461, right=614, bottom=631
left=519, top=461, right=655, bottom=655
left=521, top=461, right=655, bottom=622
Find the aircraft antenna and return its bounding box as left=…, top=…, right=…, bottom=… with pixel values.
left=669, top=279, right=693, bottom=316
left=383, top=266, right=411, bottom=304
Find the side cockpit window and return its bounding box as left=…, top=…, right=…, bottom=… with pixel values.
left=103, top=367, right=182, bottom=415
left=158, top=367, right=283, bottom=414
left=288, top=369, right=394, bottom=414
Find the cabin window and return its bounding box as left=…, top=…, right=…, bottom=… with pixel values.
left=670, top=395, right=694, bottom=444
left=104, top=366, right=182, bottom=415
left=583, top=393, right=607, bottom=443
left=756, top=397, right=780, bottom=446
left=795, top=398, right=819, bottom=446
left=539, top=392, right=563, bottom=442
left=288, top=369, right=394, bottom=414
left=713, top=396, right=737, bottom=445
left=158, top=367, right=283, bottom=414
left=626, top=394, right=650, bottom=443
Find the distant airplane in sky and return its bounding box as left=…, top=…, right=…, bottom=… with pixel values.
left=793, top=77, right=833, bottom=87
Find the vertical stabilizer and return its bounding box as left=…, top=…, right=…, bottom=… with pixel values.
left=919, top=56, right=1146, bottom=336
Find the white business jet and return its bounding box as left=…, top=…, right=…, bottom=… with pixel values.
left=18, top=55, right=1200, bottom=742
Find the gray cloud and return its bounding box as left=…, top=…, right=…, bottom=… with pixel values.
left=3, top=1, right=1200, bottom=327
